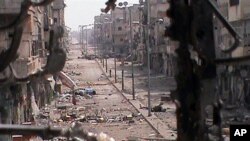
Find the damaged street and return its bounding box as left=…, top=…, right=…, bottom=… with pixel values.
left=2, top=0, right=250, bottom=141
left=36, top=45, right=164, bottom=141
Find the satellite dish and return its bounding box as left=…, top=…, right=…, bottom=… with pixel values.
left=118, top=2, right=123, bottom=6
left=123, top=1, right=128, bottom=6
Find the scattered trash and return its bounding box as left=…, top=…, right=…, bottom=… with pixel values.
left=75, top=87, right=96, bottom=96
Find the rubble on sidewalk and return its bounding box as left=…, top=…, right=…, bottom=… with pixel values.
left=34, top=52, right=163, bottom=140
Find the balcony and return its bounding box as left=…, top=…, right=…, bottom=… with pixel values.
left=12, top=57, right=42, bottom=78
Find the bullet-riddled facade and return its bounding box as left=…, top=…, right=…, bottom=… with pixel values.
left=111, top=7, right=129, bottom=55
left=0, top=1, right=66, bottom=140
left=94, top=13, right=112, bottom=56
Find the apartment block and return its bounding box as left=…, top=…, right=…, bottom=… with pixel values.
left=0, top=1, right=66, bottom=140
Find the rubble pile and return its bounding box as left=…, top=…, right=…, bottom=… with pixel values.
left=36, top=92, right=146, bottom=130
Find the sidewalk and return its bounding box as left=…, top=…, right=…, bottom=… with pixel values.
left=97, top=58, right=177, bottom=140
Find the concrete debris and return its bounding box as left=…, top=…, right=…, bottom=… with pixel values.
left=67, top=71, right=82, bottom=76
left=151, top=102, right=166, bottom=112
left=125, top=114, right=133, bottom=120
left=128, top=120, right=135, bottom=124
left=127, top=127, right=133, bottom=130
left=139, top=104, right=148, bottom=110
left=37, top=99, right=144, bottom=125
left=160, top=94, right=172, bottom=101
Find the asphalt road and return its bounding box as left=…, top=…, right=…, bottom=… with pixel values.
left=44, top=45, right=161, bottom=141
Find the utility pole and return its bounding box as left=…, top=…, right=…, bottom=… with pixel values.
left=129, top=7, right=135, bottom=100
left=105, top=58, right=108, bottom=73
left=79, top=26, right=82, bottom=47
left=110, top=17, right=117, bottom=83
left=122, top=70, right=124, bottom=90
left=114, top=58, right=117, bottom=83
left=94, top=25, right=97, bottom=56
left=118, top=1, right=128, bottom=92
left=146, top=0, right=151, bottom=117
left=85, top=26, right=88, bottom=55
left=79, top=26, right=83, bottom=51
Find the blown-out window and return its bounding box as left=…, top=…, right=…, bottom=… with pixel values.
left=229, top=0, right=239, bottom=6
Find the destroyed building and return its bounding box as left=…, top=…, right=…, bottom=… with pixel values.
left=0, top=0, right=67, bottom=140
left=216, top=0, right=250, bottom=112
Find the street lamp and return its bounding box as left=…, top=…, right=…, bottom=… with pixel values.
left=143, top=2, right=164, bottom=117
left=78, top=25, right=83, bottom=50
left=79, top=25, right=88, bottom=54
left=146, top=0, right=152, bottom=117
left=118, top=1, right=128, bottom=23
left=128, top=6, right=135, bottom=100
left=116, top=2, right=128, bottom=91
left=93, top=22, right=102, bottom=56
left=79, top=24, right=97, bottom=55
left=94, top=22, right=102, bottom=56
left=103, top=18, right=112, bottom=56
left=85, top=26, right=88, bottom=55
left=118, top=1, right=136, bottom=100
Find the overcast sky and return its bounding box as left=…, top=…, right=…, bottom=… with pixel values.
left=65, top=0, right=139, bottom=31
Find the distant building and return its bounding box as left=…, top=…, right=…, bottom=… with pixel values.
left=94, top=13, right=112, bottom=56
left=111, top=7, right=129, bottom=55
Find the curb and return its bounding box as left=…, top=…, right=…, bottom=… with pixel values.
left=95, top=59, right=176, bottom=140
left=95, top=60, right=146, bottom=109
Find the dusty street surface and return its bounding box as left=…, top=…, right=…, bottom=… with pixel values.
left=38, top=45, right=162, bottom=141
left=104, top=58, right=177, bottom=135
